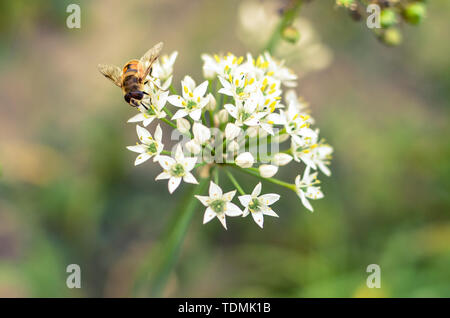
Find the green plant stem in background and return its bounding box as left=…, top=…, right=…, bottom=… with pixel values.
left=132, top=178, right=209, bottom=297
left=160, top=117, right=177, bottom=129
left=225, top=169, right=246, bottom=195
left=229, top=164, right=296, bottom=192
left=264, top=0, right=303, bottom=54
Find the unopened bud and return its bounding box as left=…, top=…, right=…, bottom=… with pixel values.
left=205, top=93, right=216, bottom=111
left=282, top=25, right=300, bottom=44
left=403, top=2, right=426, bottom=25
left=235, top=152, right=254, bottom=168
left=217, top=109, right=228, bottom=124
left=227, top=140, right=240, bottom=152
left=176, top=118, right=190, bottom=134
left=259, top=164, right=278, bottom=178
left=273, top=153, right=293, bottom=166
left=185, top=140, right=201, bottom=155
left=382, top=28, right=402, bottom=46
left=380, top=9, right=397, bottom=28
left=225, top=123, right=241, bottom=140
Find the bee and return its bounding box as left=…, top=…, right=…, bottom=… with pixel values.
left=97, top=42, right=163, bottom=109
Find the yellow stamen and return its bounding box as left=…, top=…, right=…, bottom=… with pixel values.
left=214, top=54, right=220, bottom=63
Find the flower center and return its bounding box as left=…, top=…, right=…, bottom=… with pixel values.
left=186, top=100, right=197, bottom=110
left=210, top=199, right=226, bottom=213
left=248, top=198, right=260, bottom=212
left=239, top=110, right=252, bottom=122
left=170, top=163, right=185, bottom=177
left=147, top=142, right=157, bottom=154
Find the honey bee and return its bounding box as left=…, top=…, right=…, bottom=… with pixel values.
left=97, top=42, right=163, bottom=109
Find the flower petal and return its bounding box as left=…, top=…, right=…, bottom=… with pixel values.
left=167, top=95, right=184, bottom=107
left=137, top=125, right=152, bottom=143
left=225, top=202, right=243, bottom=216
left=168, top=176, right=182, bottom=194
left=127, top=144, right=146, bottom=154
left=216, top=212, right=227, bottom=230
left=203, top=207, right=216, bottom=224
left=155, top=171, right=170, bottom=180
left=135, top=153, right=151, bottom=166
left=222, top=190, right=236, bottom=202
left=238, top=194, right=252, bottom=207
left=128, top=113, right=146, bottom=123
left=209, top=181, right=223, bottom=198
left=251, top=182, right=262, bottom=197
left=183, top=172, right=198, bottom=184
left=251, top=211, right=264, bottom=228
left=195, top=195, right=210, bottom=207
left=158, top=155, right=175, bottom=170
left=259, top=193, right=280, bottom=205
left=193, top=80, right=208, bottom=97
left=172, top=109, right=188, bottom=120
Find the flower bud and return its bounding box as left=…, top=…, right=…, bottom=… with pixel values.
left=205, top=93, right=216, bottom=112
left=403, top=2, right=426, bottom=25
left=227, top=140, right=240, bottom=152
left=273, top=153, right=293, bottom=166
left=282, top=25, right=300, bottom=44
left=225, top=123, right=241, bottom=140
left=185, top=140, right=201, bottom=155
left=217, top=109, right=228, bottom=124
left=382, top=28, right=402, bottom=46
left=259, top=164, right=278, bottom=178
left=176, top=118, right=190, bottom=134
left=246, top=126, right=259, bottom=138
left=193, top=122, right=211, bottom=145
left=235, top=152, right=254, bottom=168
left=380, top=9, right=397, bottom=28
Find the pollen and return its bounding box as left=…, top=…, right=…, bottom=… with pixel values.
left=267, top=71, right=274, bottom=76
left=189, top=92, right=194, bottom=98
left=214, top=54, right=220, bottom=63
left=237, top=56, right=244, bottom=64
left=183, top=86, right=188, bottom=93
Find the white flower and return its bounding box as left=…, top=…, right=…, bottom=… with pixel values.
left=176, top=118, right=191, bottom=134
left=295, top=166, right=324, bottom=212
left=261, top=52, right=298, bottom=87
left=127, top=125, right=164, bottom=165
left=156, top=145, right=198, bottom=193
left=151, top=51, right=178, bottom=90
left=185, top=140, right=202, bottom=155
left=225, top=123, right=242, bottom=140
left=292, top=132, right=333, bottom=176
left=167, top=76, right=209, bottom=121
left=127, top=89, right=169, bottom=127
left=235, top=152, right=254, bottom=168
left=238, top=182, right=280, bottom=228
left=195, top=181, right=243, bottom=229
left=259, top=164, right=278, bottom=178
left=201, top=53, right=244, bottom=79
left=272, top=153, right=293, bottom=166
left=224, top=97, right=267, bottom=127
left=272, top=99, right=316, bottom=145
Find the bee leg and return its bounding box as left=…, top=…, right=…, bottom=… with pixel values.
left=140, top=102, right=149, bottom=110
left=142, top=91, right=149, bottom=95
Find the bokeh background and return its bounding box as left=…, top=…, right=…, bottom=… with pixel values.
left=0, top=0, right=449, bottom=297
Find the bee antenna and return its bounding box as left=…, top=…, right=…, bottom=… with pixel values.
left=142, top=91, right=149, bottom=95
left=140, top=102, right=149, bottom=110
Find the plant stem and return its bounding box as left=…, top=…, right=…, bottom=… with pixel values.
left=132, top=178, right=209, bottom=297
left=229, top=164, right=296, bottom=191
left=264, top=0, right=303, bottom=54
left=160, top=117, right=177, bottom=129
left=225, top=169, right=246, bottom=195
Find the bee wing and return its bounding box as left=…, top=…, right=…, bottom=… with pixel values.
left=140, top=42, right=164, bottom=77
left=97, top=64, right=122, bottom=87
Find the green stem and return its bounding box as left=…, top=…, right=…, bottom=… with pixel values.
left=225, top=169, right=246, bottom=195
left=160, top=117, right=177, bottom=129
left=132, top=178, right=209, bottom=297
left=169, top=85, right=178, bottom=95
left=264, top=0, right=303, bottom=54
left=229, top=164, right=296, bottom=191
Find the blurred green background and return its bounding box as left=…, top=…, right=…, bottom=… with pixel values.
left=0, top=0, right=449, bottom=297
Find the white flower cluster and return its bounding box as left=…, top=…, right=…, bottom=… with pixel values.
left=125, top=49, right=333, bottom=230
